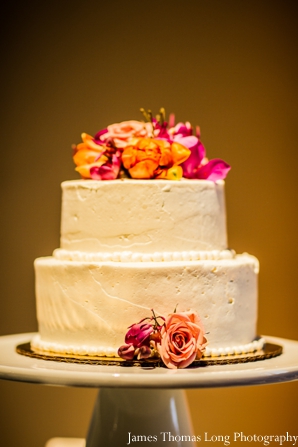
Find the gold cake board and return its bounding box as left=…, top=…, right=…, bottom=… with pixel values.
left=16, top=341, right=283, bottom=368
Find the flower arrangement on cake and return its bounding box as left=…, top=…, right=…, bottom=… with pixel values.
left=72, top=108, right=231, bottom=181
left=118, top=308, right=207, bottom=369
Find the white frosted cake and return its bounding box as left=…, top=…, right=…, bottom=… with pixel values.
left=31, top=109, right=264, bottom=367
left=32, top=179, right=262, bottom=358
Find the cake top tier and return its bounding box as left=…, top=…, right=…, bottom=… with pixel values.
left=60, top=179, right=228, bottom=253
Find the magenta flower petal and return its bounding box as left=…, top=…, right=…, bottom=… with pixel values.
left=195, top=159, right=231, bottom=181
left=118, top=344, right=135, bottom=360
left=90, top=154, right=121, bottom=180
left=156, top=125, right=170, bottom=139
left=153, top=118, right=171, bottom=139
left=174, top=135, right=199, bottom=150
left=125, top=322, right=154, bottom=348
left=172, top=122, right=192, bottom=137
left=91, top=166, right=114, bottom=180
left=90, top=164, right=118, bottom=180
left=180, top=138, right=206, bottom=178
left=94, top=128, right=108, bottom=143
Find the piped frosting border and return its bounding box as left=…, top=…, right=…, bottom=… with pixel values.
left=31, top=334, right=265, bottom=359
left=53, top=248, right=235, bottom=263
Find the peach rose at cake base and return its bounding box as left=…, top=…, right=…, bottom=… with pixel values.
left=157, top=311, right=207, bottom=369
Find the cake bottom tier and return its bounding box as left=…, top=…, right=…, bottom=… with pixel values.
left=33, top=254, right=260, bottom=357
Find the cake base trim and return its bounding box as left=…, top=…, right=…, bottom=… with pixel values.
left=16, top=339, right=282, bottom=367
left=30, top=334, right=266, bottom=359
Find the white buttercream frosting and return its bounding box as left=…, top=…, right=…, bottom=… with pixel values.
left=34, top=254, right=259, bottom=355
left=60, top=179, right=228, bottom=253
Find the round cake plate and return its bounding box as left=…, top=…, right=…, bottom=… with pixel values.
left=0, top=333, right=297, bottom=388
left=1, top=333, right=298, bottom=447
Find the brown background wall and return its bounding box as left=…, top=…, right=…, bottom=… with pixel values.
left=0, top=1, right=297, bottom=446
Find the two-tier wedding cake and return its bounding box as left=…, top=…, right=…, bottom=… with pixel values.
left=31, top=109, right=264, bottom=369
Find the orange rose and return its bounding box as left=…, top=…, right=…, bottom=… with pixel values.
left=122, top=137, right=190, bottom=180
left=73, top=133, right=120, bottom=179
left=73, top=133, right=106, bottom=172
left=157, top=311, right=207, bottom=369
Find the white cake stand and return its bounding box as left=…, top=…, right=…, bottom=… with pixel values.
left=1, top=333, right=298, bottom=447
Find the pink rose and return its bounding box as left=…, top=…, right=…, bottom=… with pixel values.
left=157, top=311, right=207, bottom=369
left=100, top=120, right=152, bottom=148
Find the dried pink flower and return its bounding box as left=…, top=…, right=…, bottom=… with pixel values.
left=136, top=345, right=152, bottom=359
left=118, top=344, right=135, bottom=360
left=125, top=321, right=154, bottom=348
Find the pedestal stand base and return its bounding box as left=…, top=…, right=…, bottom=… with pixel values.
left=86, top=388, right=195, bottom=447
left=1, top=334, right=298, bottom=447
